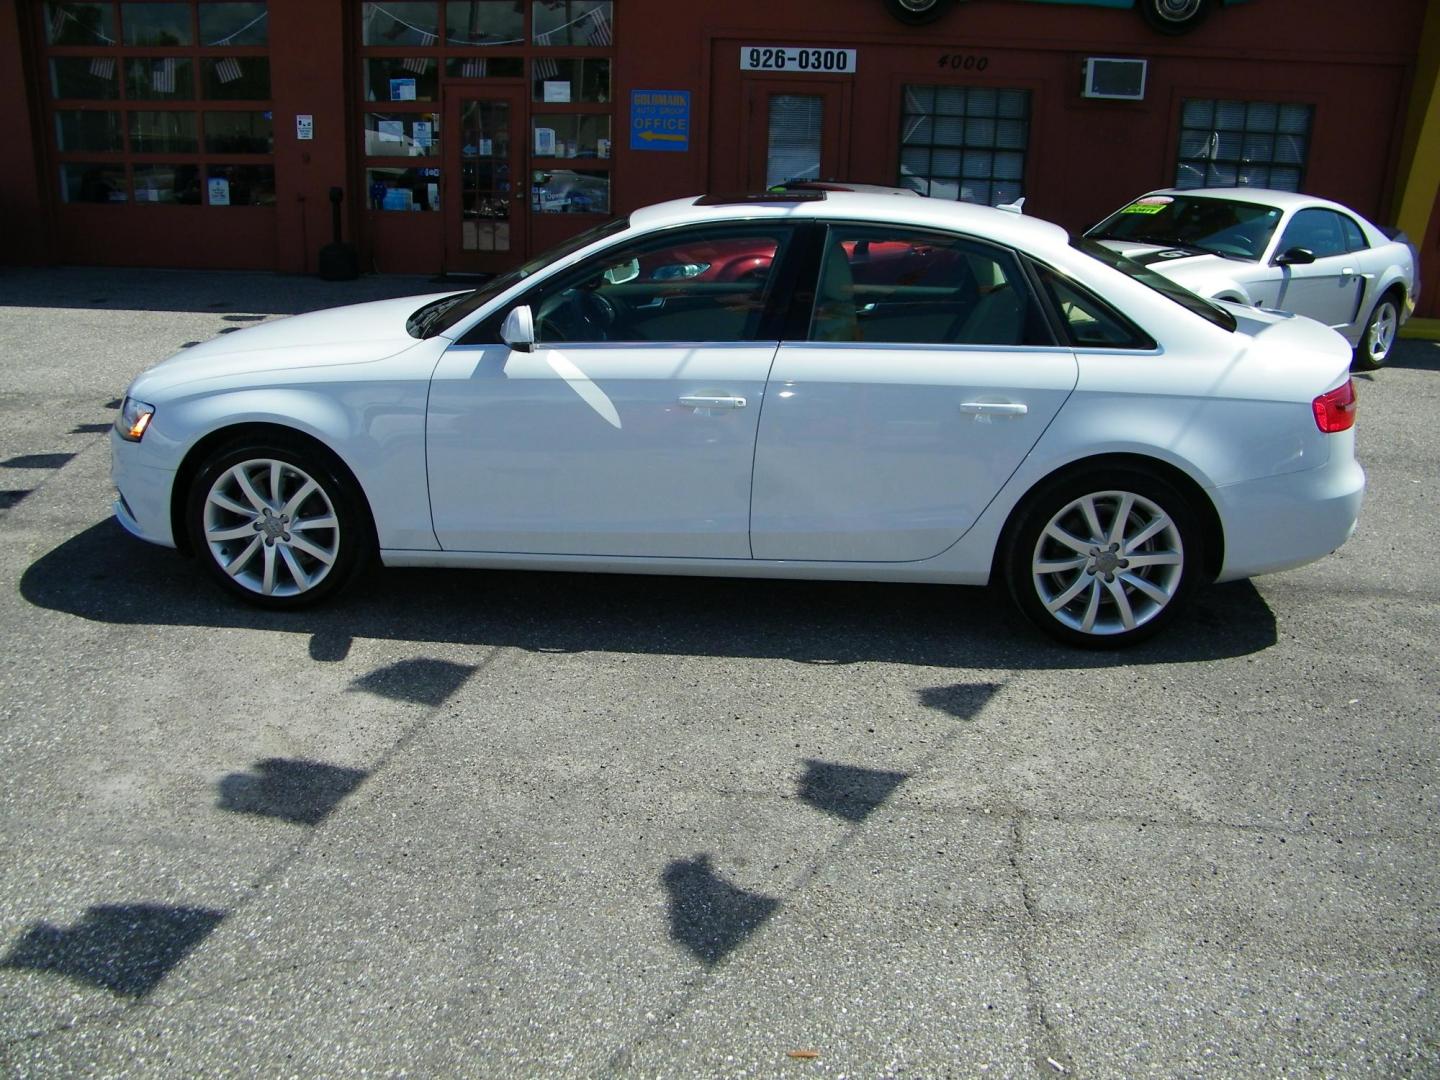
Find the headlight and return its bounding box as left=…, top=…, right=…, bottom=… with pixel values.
left=115, top=396, right=155, bottom=442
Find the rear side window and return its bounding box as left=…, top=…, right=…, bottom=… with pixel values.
left=1339, top=214, right=1368, bottom=253
left=1033, top=264, right=1157, bottom=350
left=807, top=225, right=1053, bottom=347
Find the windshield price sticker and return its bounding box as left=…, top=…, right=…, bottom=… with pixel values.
left=742, top=46, right=856, bottom=73
left=1122, top=196, right=1173, bottom=215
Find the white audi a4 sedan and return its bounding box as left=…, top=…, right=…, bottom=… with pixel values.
left=1086, top=188, right=1417, bottom=371
left=112, top=190, right=1364, bottom=646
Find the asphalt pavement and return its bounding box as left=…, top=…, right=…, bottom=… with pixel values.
left=0, top=266, right=1436, bottom=1078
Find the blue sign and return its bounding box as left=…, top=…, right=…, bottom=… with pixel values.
left=630, top=90, right=690, bottom=152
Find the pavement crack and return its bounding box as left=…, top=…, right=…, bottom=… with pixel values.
left=1008, top=817, right=1076, bottom=1078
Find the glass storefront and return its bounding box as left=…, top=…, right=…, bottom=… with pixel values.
left=41, top=1, right=273, bottom=207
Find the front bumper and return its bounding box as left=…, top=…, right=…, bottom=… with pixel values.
left=111, top=430, right=178, bottom=548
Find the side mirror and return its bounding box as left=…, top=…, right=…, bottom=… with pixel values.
left=500, top=305, right=535, bottom=352
left=1274, top=246, right=1316, bottom=266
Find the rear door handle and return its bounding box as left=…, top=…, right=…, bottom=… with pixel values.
left=679, top=395, right=746, bottom=410
left=960, top=401, right=1028, bottom=416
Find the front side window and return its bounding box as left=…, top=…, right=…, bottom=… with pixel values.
left=898, top=85, right=1029, bottom=207
left=524, top=225, right=793, bottom=344
left=1277, top=208, right=1350, bottom=260
left=809, top=226, right=1049, bottom=347
left=1176, top=98, right=1312, bottom=192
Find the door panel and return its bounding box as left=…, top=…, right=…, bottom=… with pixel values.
left=426, top=342, right=777, bottom=557
left=750, top=345, right=1077, bottom=561
left=1270, top=257, right=1366, bottom=330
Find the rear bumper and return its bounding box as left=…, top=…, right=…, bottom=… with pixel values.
left=1212, top=441, right=1364, bottom=582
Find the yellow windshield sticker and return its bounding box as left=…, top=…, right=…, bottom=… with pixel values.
left=1121, top=202, right=1166, bottom=214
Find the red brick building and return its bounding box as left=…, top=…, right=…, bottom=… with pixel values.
left=2, top=0, right=1437, bottom=320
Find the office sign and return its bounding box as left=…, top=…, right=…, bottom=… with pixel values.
left=630, top=90, right=690, bottom=152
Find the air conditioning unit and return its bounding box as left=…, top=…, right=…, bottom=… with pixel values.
left=1083, top=57, right=1148, bottom=101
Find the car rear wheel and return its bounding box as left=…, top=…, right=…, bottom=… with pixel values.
left=1139, top=0, right=1211, bottom=34
left=1004, top=469, right=1201, bottom=647
left=1352, top=292, right=1400, bottom=372
left=186, top=438, right=371, bottom=609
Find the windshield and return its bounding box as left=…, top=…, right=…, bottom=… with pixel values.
left=414, top=216, right=631, bottom=338
left=1073, top=237, right=1237, bottom=333
left=1088, top=194, right=1282, bottom=261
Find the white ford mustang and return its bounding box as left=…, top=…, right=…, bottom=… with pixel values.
left=1086, top=187, right=1418, bottom=371
left=112, top=191, right=1364, bottom=646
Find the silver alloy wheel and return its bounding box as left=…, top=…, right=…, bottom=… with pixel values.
left=1031, top=489, right=1184, bottom=636
left=202, top=458, right=340, bottom=598
left=1152, top=0, right=1203, bottom=20
left=1364, top=299, right=1398, bottom=366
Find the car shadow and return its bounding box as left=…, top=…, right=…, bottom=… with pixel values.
left=19, top=521, right=1278, bottom=669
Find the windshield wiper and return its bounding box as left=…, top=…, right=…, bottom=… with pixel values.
left=407, top=293, right=470, bottom=339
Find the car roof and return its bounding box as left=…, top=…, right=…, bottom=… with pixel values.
left=1142, top=187, right=1358, bottom=216
left=629, top=192, right=1069, bottom=249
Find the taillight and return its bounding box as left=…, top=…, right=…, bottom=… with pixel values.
left=1312, top=379, right=1357, bottom=433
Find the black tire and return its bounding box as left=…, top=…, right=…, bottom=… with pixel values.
left=1351, top=291, right=1401, bottom=372
left=1138, top=0, right=1211, bottom=34
left=884, top=0, right=956, bottom=26
left=186, top=436, right=372, bottom=610
left=1003, top=468, right=1203, bottom=648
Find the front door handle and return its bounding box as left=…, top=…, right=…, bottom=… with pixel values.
left=960, top=401, right=1028, bottom=416
left=679, top=395, right=747, bottom=410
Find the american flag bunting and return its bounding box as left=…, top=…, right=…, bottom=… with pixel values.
left=151, top=57, right=176, bottom=94
left=214, top=56, right=243, bottom=84
left=586, top=7, right=612, bottom=46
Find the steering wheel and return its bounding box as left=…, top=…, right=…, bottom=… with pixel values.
left=570, top=289, right=616, bottom=337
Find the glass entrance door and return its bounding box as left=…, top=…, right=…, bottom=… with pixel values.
left=444, top=88, right=525, bottom=272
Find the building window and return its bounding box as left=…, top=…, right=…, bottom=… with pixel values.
left=898, top=85, right=1029, bottom=207
left=1175, top=99, right=1312, bottom=192
left=357, top=2, right=615, bottom=224
left=41, top=1, right=273, bottom=207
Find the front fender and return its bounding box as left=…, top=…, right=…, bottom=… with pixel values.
left=146, top=379, right=439, bottom=552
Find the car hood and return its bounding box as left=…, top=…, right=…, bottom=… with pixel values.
left=1096, top=240, right=1257, bottom=295
left=130, top=292, right=461, bottom=396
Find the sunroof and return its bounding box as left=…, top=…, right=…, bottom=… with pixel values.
left=694, top=191, right=826, bottom=206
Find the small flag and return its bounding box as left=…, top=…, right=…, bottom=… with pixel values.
left=586, top=7, right=612, bottom=46
left=88, top=56, right=116, bottom=80
left=402, top=56, right=430, bottom=75
left=533, top=56, right=558, bottom=81
left=50, top=6, right=68, bottom=42
left=151, top=57, right=175, bottom=94
left=214, top=56, right=243, bottom=84
left=461, top=57, right=487, bottom=78
left=417, top=30, right=436, bottom=46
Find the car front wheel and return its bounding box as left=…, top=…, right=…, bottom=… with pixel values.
left=186, top=439, right=370, bottom=609
left=1005, top=469, right=1201, bottom=647
left=1352, top=292, right=1400, bottom=372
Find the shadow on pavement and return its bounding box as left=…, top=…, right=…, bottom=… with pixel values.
left=217, top=758, right=371, bottom=826
left=1, top=904, right=226, bottom=998
left=20, top=521, right=1279, bottom=669
left=662, top=855, right=781, bottom=967
left=797, top=760, right=911, bottom=823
